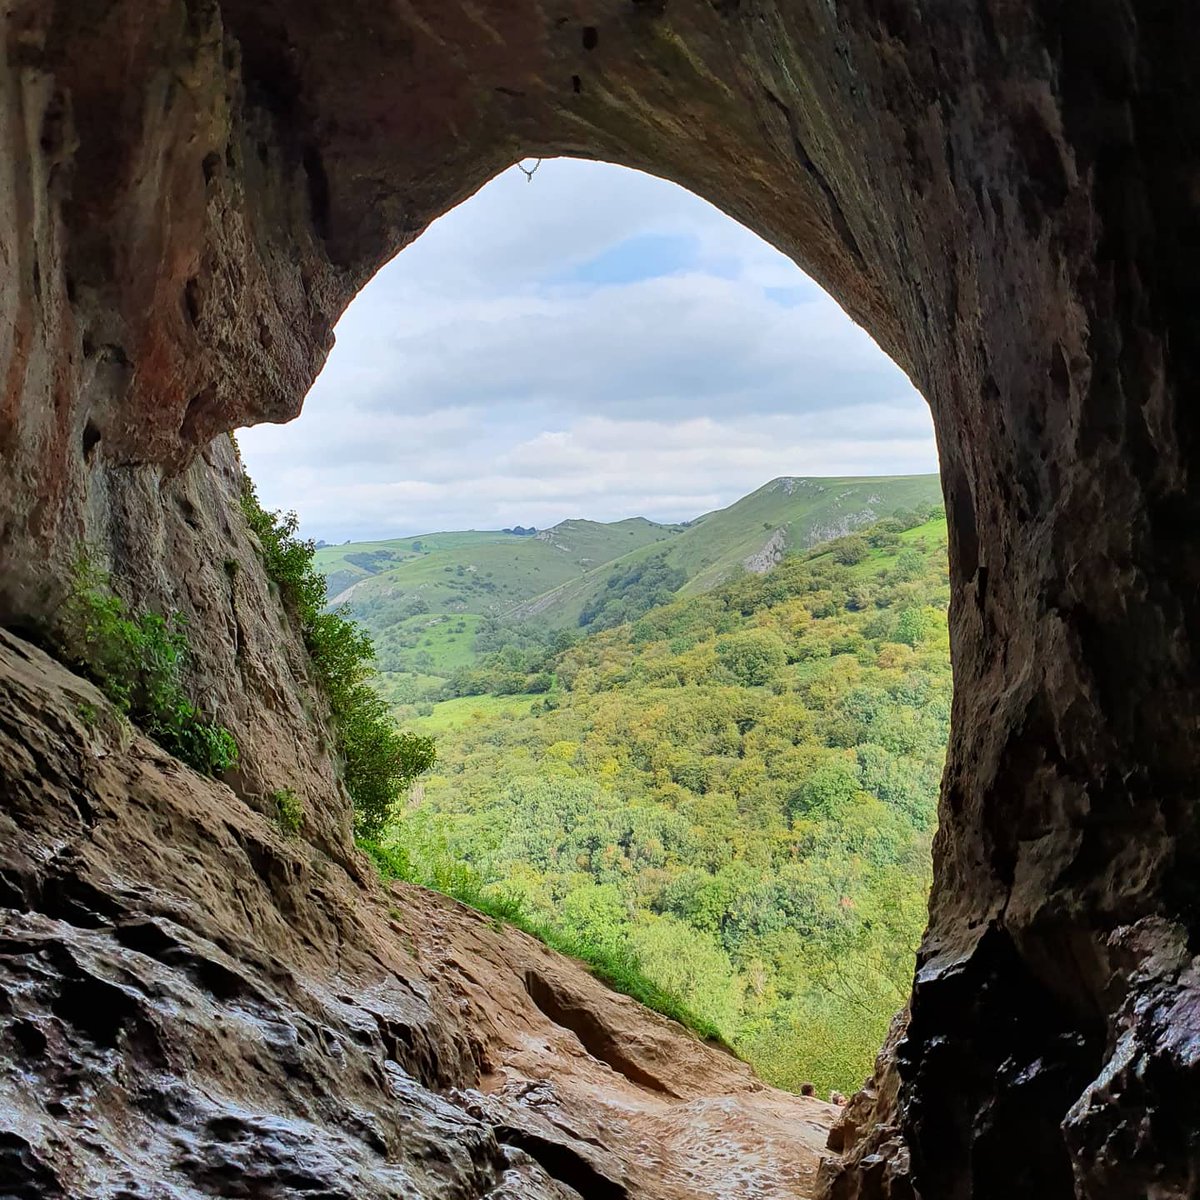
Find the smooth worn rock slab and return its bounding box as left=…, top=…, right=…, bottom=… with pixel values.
left=0, top=629, right=834, bottom=1199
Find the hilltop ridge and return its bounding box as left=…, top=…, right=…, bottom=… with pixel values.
left=319, top=475, right=943, bottom=691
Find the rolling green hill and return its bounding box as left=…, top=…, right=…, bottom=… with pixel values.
left=317, top=518, right=682, bottom=613
left=510, top=475, right=943, bottom=631
left=322, top=475, right=943, bottom=692
left=315, top=530, right=516, bottom=601
left=320, top=518, right=683, bottom=686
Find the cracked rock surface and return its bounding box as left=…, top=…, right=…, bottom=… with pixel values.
left=0, top=630, right=834, bottom=1199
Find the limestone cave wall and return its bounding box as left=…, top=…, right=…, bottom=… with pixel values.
left=2, top=2, right=1200, bottom=1196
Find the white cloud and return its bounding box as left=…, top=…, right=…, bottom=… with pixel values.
left=237, top=159, right=937, bottom=542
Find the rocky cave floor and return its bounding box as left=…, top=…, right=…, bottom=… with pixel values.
left=0, top=628, right=837, bottom=1199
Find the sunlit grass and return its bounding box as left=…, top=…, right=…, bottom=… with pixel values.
left=410, top=692, right=542, bottom=733
left=360, top=838, right=728, bottom=1045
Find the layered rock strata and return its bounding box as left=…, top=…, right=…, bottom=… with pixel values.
left=2, top=2, right=1200, bottom=1195
left=0, top=629, right=836, bottom=1198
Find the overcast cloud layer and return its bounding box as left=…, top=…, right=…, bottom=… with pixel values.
left=237, top=159, right=937, bottom=543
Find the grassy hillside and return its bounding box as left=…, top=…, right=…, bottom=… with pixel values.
left=315, top=530, right=510, bottom=600
left=377, top=515, right=950, bottom=1094
left=322, top=476, right=943, bottom=697
left=510, top=475, right=943, bottom=633
left=315, top=520, right=681, bottom=605
left=324, top=518, right=681, bottom=673
left=674, top=474, right=942, bottom=592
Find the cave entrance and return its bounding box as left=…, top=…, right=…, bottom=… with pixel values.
left=238, top=158, right=944, bottom=1099
left=4, top=3, right=1195, bottom=1193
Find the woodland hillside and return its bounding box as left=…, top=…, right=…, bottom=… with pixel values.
left=324, top=475, right=942, bottom=707
left=370, top=512, right=950, bottom=1093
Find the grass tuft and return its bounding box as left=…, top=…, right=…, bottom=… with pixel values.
left=60, top=554, right=237, bottom=775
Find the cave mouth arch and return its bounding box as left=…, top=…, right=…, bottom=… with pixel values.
left=2, top=3, right=1197, bottom=1196
left=237, top=154, right=945, bottom=1101
left=238, top=157, right=939, bottom=545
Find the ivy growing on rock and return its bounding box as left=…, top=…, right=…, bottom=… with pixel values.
left=61, top=555, right=238, bottom=776
left=270, top=787, right=305, bottom=836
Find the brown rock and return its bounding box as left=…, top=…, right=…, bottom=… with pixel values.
left=0, top=629, right=834, bottom=1198
left=2, top=3, right=1200, bottom=1195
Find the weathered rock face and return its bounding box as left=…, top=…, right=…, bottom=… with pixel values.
left=818, top=1011, right=912, bottom=1200
left=0, top=629, right=836, bottom=1198
left=3, top=2, right=1200, bottom=1196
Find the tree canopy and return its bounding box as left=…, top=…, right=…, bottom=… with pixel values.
left=377, top=515, right=950, bottom=1094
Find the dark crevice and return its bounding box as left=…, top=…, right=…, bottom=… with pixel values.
left=82, top=420, right=101, bottom=462
left=40, top=872, right=124, bottom=928
left=495, top=1125, right=627, bottom=1200
left=759, top=86, right=868, bottom=269
left=0, top=1132, right=65, bottom=1200
left=52, top=973, right=142, bottom=1048
left=174, top=494, right=201, bottom=532
left=302, top=145, right=332, bottom=242
left=184, top=277, right=202, bottom=327
left=947, top=464, right=980, bottom=583
left=180, top=387, right=216, bottom=446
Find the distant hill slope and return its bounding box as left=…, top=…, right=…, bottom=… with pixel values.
left=317, top=517, right=684, bottom=679
left=509, top=474, right=943, bottom=631
left=675, top=474, right=942, bottom=591
left=321, top=475, right=942, bottom=684
left=315, top=530, right=518, bottom=601
left=316, top=518, right=682, bottom=609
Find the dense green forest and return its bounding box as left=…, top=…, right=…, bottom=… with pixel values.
left=371, top=511, right=950, bottom=1094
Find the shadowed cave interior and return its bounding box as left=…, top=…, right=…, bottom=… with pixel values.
left=2, top=3, right=1200, bottom=1198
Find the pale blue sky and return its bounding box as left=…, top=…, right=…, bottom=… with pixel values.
left=238, top=159, right=937, bottom=543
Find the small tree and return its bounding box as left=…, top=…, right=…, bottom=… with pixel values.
left=788, top=756, right=863, bottom=822
left=240, top=479, right=435, bottom=837
left=894, top=607, right=927, bottom=647
left=832, top=536, right=869, bottom=566
left=716, top=629, right=789, bottom=686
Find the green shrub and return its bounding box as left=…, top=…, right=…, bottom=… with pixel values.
left=892, top=549, right=925, bottom=581
left=61, top=555, right=238, bottom=775
left=271, top=787, right=304, bottom=835
left=831, top=535, right=869, bottom=566
left=240, top=480, right=435, bottom=836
